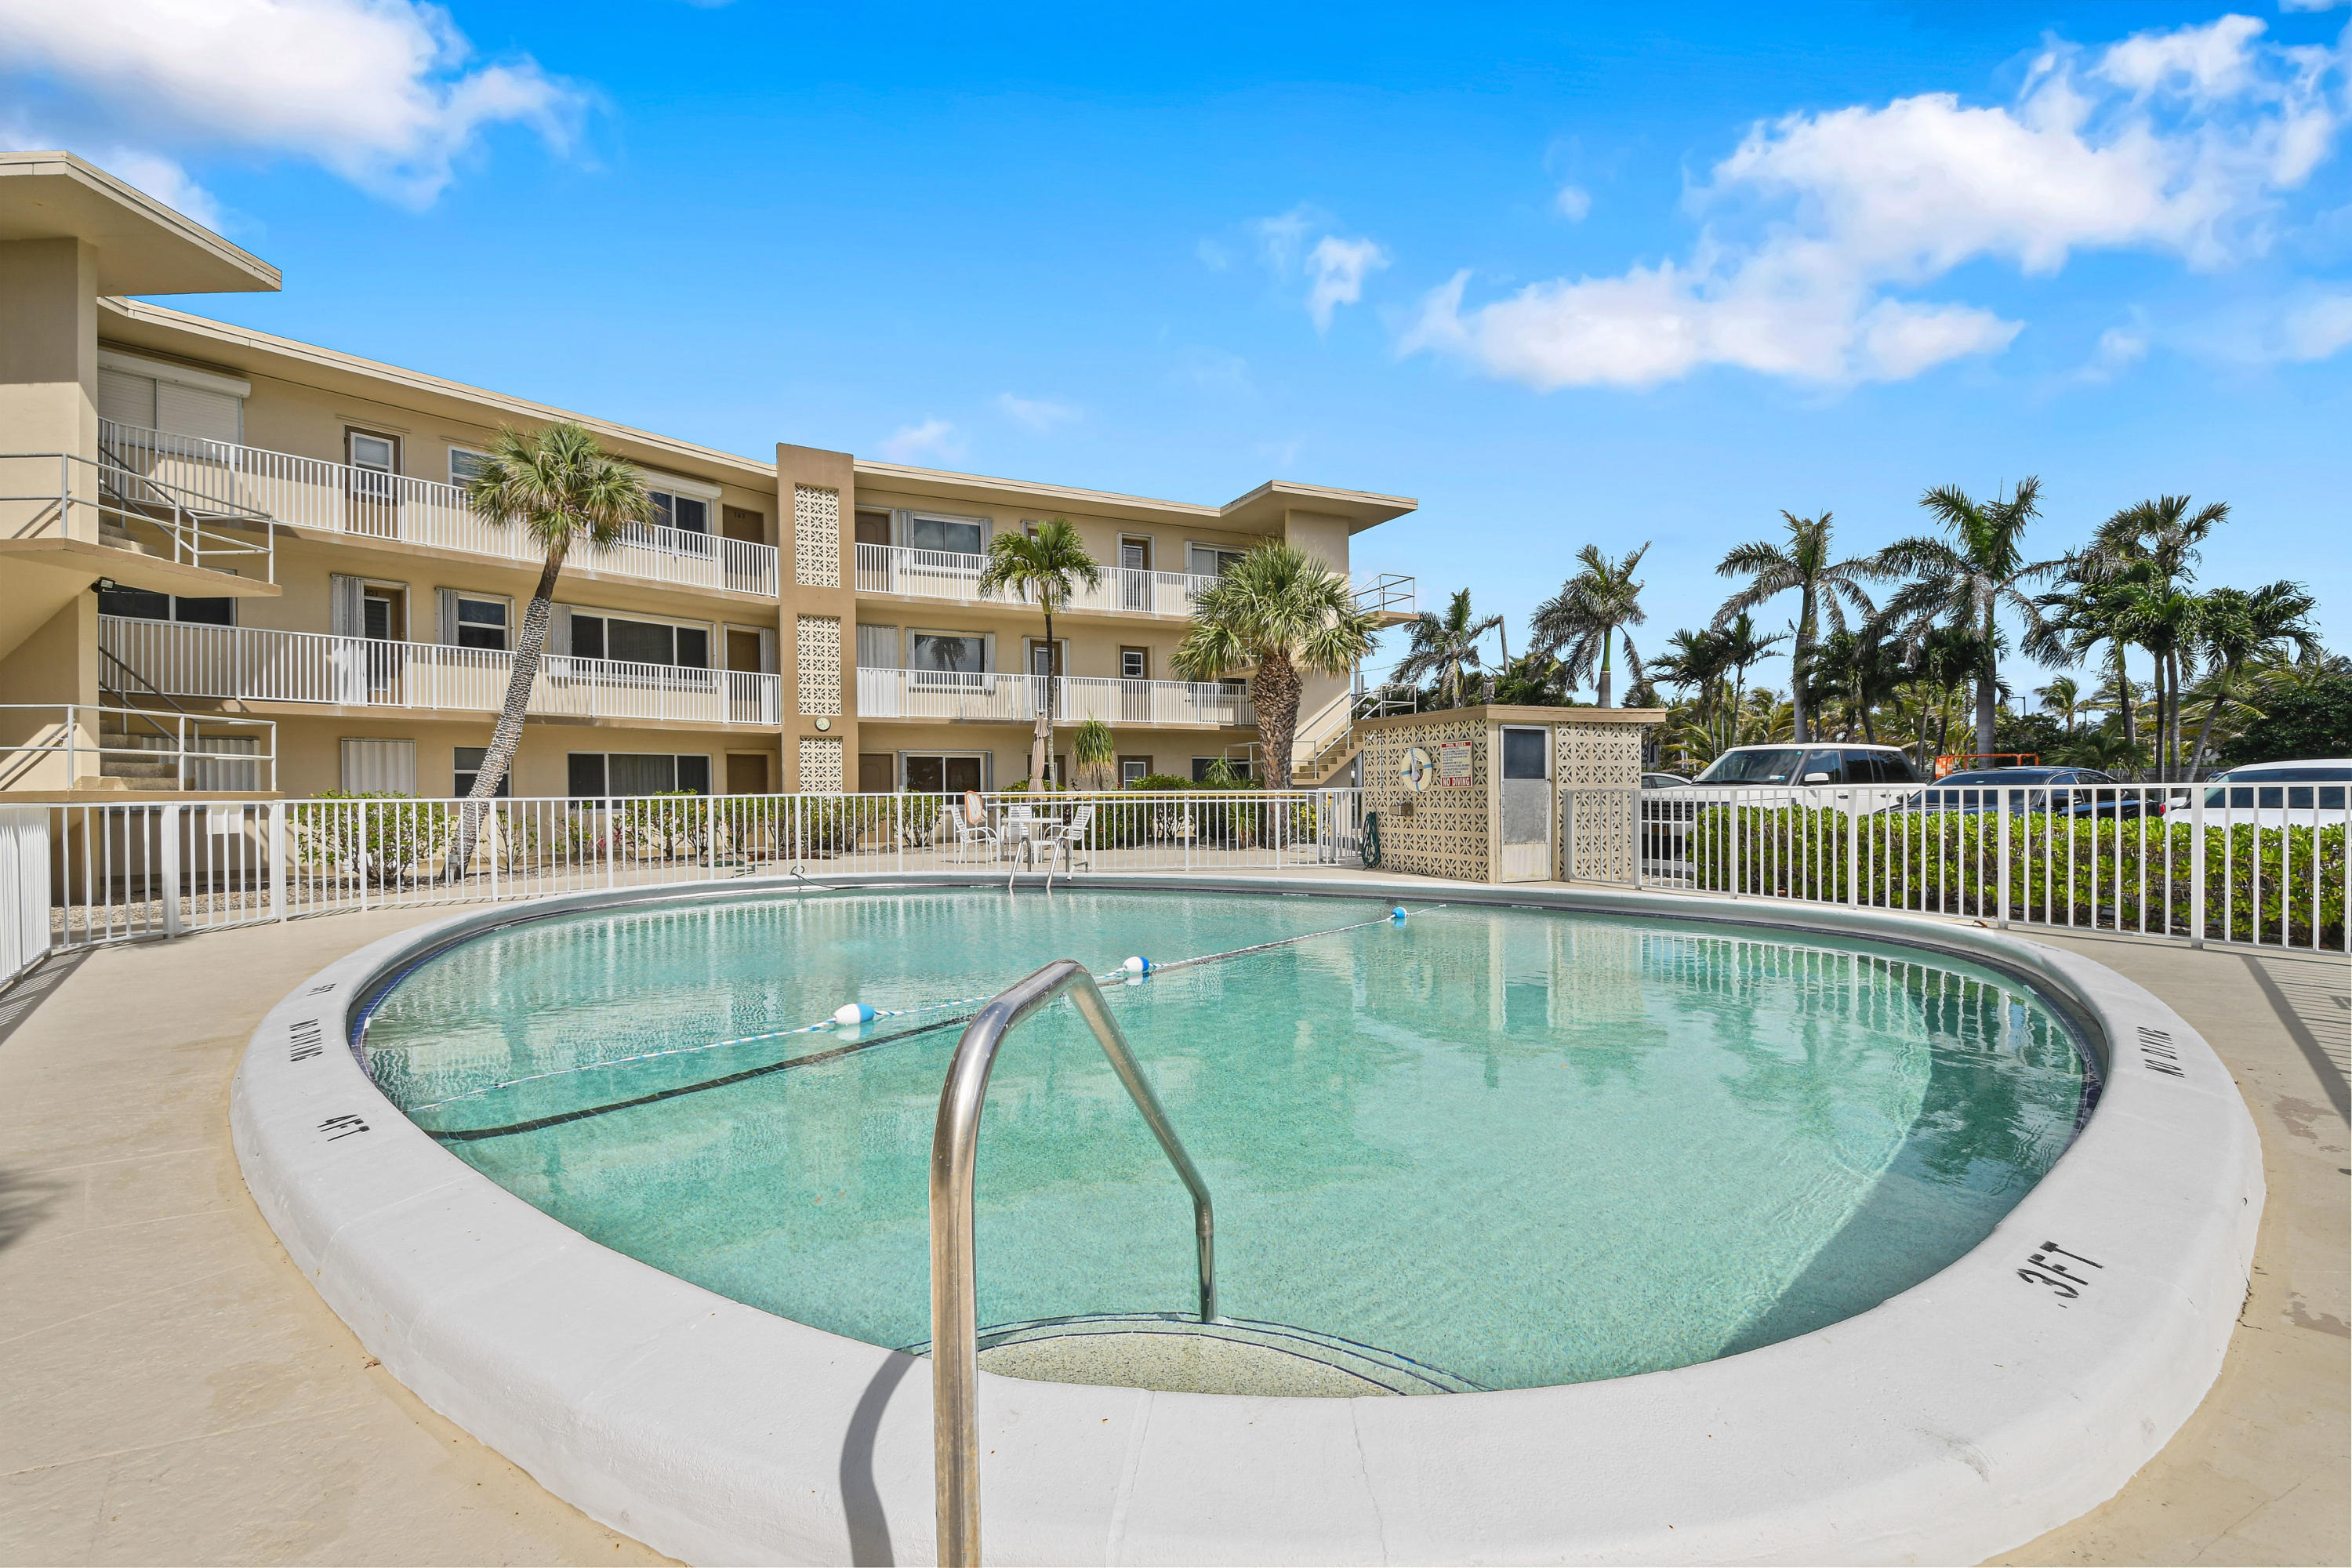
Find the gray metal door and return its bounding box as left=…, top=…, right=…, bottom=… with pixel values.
left=1499, top=726, right=1552, bottom=881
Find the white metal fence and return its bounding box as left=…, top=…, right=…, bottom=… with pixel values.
left=855, top=667, right=1253, bottom=728
left=103, top=617, right=782, bottom=727
left=100, top=421, right=778, bottom=597
left=0, top=790, right=1366, bottom=972
left=1568, top=780, right=2348, bottom=954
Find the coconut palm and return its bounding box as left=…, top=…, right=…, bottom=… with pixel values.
left=1811, top=624, right=1905, bottom=744
left=2111, top=575, right=2204, bottom=779
left=1712, top=512, right=1876, bottom=743
left=1715, top=612, right=1788, bottom=746
left=2031, top=565, right=2142, bottom=751
left=978, top=517, right=1102, bottom=786
left=1171, top=542, right=1378, bottom=790
left=2075, top=495, right=2227, bottom=772
left=2035, top=675, right=2085, bottom=735
left=1392, top=588, right=1499, bottom=709
left=1531, top=543, right=1651, bottom=707
left=2183, top=581, right=2318, bottom=775
left=448, top=422, right=652, bottom=874
left=1871, top=479, right=2061, bottom=760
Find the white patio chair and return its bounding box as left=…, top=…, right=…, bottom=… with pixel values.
left=942, top=797, right=1000, bottom=865
left=1034, top=804, right=1096, bottom=876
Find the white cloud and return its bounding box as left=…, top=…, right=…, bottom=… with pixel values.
left=1304, top=235, right=1388, bottom=332
left=1406, top=15, right=2347, bottom=390
left=995, top=394, right=1080, bottom=432
left=2283, top=292, right=2352, bottom=359
left=2076, top=325, right=2151, bottom=381
left=0, top=0, right=590, bottom=208
left=878, top=419, right=964, bottom=465
left=1554, top=184, right=1592, bottom=221
left=1250, top=205, right=1387, bottom=328
left=2277, top=0, right=2347, bottom=12
left=1195, top=237, right=1232, bottom=271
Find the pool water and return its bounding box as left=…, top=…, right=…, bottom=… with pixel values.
left=361, top=888, right=2091, bottom=1392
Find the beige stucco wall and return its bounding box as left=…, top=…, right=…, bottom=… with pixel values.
left=0, top=238, right=98, bottom=475
left=852, top=721, right=1253, bottom=790
left=260, top=713, right=779, bottom=800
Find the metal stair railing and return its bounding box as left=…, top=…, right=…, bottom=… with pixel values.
left=929, top=959, right=1214, bottom=1567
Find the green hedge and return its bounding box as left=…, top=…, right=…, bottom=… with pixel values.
left=1684, top=804, right=2344, bottom=949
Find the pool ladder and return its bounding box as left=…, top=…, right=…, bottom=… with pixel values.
left=929, top=958, right=1217, bottom=1568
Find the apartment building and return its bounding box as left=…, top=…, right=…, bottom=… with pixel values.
left=0, top=153, right=1415, bottom=800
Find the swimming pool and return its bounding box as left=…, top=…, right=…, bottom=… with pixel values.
left=357, top=887, right=2090, bottom=1394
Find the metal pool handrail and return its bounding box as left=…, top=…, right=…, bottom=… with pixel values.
left=929, top=958, right=1216, bottom=1567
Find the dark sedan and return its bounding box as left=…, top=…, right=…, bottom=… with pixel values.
left=1906, top=768, right=2166, bottom=819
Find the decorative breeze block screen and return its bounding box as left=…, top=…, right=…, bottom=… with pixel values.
left=793, top=485, right=840, bottom=586
left=797, top=615, right=842, bottom=715
left=798, top=735, right=844, bottom=793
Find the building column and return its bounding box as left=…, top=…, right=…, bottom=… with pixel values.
left=776, top=442, right=857, bottom=792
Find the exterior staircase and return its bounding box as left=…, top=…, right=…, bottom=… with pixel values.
left=1291, top=684, right=1417, bottom=786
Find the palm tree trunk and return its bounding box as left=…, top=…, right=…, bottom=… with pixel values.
left=1792, top=588, right=1813, bottom=744
left=1976, top=606, right=1998, bottom=759
left=1032, top=604, right=1056, bottom=786
left=2186, top=669, right=2228, bottom=779
left=448, top=543, right=564, bottom=877
left=1598, top=633, right=1613, bottom=709
left=1255, top=648, right=1301, bottom=790
left=2115, top=644, right=2135, bottom=748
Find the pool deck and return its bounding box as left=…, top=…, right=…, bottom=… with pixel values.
left=0, top=882, right=2343, bottom=1566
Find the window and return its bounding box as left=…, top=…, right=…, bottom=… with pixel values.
left=1697, top=748, right=1804, bottom=785
left=448, top=447, right=490, bottom=486
left=1118, top=536, right=1151, bottom=572
left=566, top=753, right=711, bottom=797
left=97, top=351, right=247, bottom=440
left=1501, top=728, right=1548, bottom=780
left=452, top=746, right=511, bottom=797
left=567, top=613, right=710, bottom=668
left=1842, top=750, right=1918, bottom=785
left=348, top=430, right=398, bottom=474
left=908, top=514, right=985, bottom=556
left=904, top=754, right=985, bottom=793
left=97, top=585, right=233, bottom=626
left=339, top=738, right=416, bottom=794
left=854, top=510, right=892, bottom=547
left=651, top=490, right=710, bottom=535
left=856, top=624, right=900, bottom=669
left=909, top=631, right=988, bottom=673
left=1026, top=638, right=1069, bottom=679
left=1192, top=756, right=1253, bottom=782
left=1119, top=756, right=1152, bottom=787
left=1188, top=543, right=1248, bottom=578
left=453, top=597, right=508, bottom=651
left=1119, top=647, right=1149, bottom=680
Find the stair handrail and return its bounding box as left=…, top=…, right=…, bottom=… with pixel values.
left=930, top=958, right=1214, bottom=1568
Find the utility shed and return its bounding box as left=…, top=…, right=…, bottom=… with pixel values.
left=1355, top=705, right=1664, bottom=884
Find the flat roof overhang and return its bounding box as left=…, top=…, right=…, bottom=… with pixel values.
left=0, top=152, right=279, bottom=296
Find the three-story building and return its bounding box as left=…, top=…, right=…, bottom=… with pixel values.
left=0, top=153, right=1414, bottom=800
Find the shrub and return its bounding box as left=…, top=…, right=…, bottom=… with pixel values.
left=286, top=792, right=452, bottom=887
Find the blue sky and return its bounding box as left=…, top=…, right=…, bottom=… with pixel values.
left=5, top=0, right=2347, bottom=695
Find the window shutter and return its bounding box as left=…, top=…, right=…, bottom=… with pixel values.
left=155, top=381, right=242, bottom=442
left=329, top=575, right=365, bottom=638
left=339, top=738, right=417, bottom=795
left=855, top=624, right=897, bottom=669
left=982, top=633, right=996, bottom=673
left=758, top=626, right=777, bottom=675
left=435, top=588, right=459, bottom=646
left=546, top=604, right=571, bottom=657
left=97, top=369, right=157, bottom=429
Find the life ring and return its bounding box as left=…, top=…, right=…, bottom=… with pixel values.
left=1399, top=746, right=1432, bottom=793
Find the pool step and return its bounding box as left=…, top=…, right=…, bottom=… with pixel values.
left=909, top=1313, right=1484, bottom=1399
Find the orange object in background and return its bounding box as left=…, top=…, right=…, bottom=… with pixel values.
left=1933, top=753, right=2041, bottom=779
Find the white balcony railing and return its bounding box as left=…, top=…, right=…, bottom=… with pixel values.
left=854, top=543, right=1218, bottom=617
left=855, top=667, right=1253, bottom=728
left=102, top=616, right=781, bottom=728
left=99, top=421, right=778, bottom=597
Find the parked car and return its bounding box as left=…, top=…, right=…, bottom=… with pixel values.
left=1904, top=767, right=2167, bottom=820
left=1693, top=744, right=1925, bottom=788
left=2181, top=760, right=2351, bottom=829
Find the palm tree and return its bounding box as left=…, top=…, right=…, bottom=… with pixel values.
left=2076, top=495, right=2227, bottom=775
left=1171, top=542, right=1377, bottom=790
left=1712, top=512, right=1876, bottom=743
left=2031, top=565, right=2141, bottom=752
left=978, top=517, right=1102, bottom=786
left=2183, top=581, right=2317, bottom=775
left=1871, top=479, right=2060, bottom=760
left=1532, top=543, right=1651, bottom=707
left=449, top=422, right=652, bottom=873
left=1811, top=624, right=1904, bottom=744
left=1072, top=717, right=1118, bottom=790
left=1392, top=589, right=1498, bottom=708
left=2111, top=575, right=2204, bottom=779
left=2035, top=676, right=2085, bottom=735
left=1715, top=612, right=1788, bottom=749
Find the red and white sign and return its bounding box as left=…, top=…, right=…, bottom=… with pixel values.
left=1436, top=740, right=1474, bottom=787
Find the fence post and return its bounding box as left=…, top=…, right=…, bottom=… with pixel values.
left=1996, top=790, right=2011, bottom=929
left=605, top=796, right=617, bottom=890
left=2189, top=785, right=2206, bottom=949
left=1846, top=792, right=1860, bottom=908
left=160, top=804, right=183, bottom=938
left=269, top=799, right=287, bottom=921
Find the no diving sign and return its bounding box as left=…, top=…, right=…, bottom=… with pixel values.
left=1436, top=741, right=1474, bottom=787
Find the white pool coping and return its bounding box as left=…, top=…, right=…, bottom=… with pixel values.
left=231, top=874, right=2263, bottom=1566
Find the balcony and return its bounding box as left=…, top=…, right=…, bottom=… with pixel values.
left=101, top=616, right=780, bottom=728
left=99, top=421, right=778, bottom=598
left=855, top=667, right=1253, bottom=728
left=2, top=450, right=274, bottom=580
left=854, top=542, right=1218, bottom=618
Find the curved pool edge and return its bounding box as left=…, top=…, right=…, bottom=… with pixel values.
left=230, top=873, right=2263, bottom=1566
